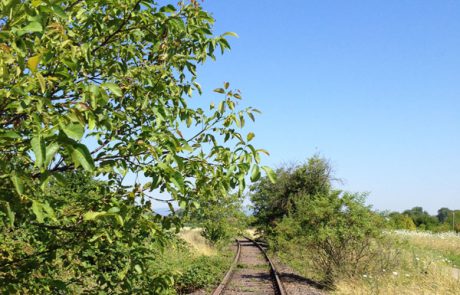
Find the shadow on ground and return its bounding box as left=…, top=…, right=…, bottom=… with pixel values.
left=279, top=272, right=328, bottom=290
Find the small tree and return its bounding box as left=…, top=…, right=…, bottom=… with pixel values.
left=189, top=193, right=247, bottom=245
left=272, top=191, right=383, bottom=287
left=403, top=207, right=438, bottom=230
left=437, top=207, right=451, bottom=224
left=250, top=155, right=334, bottom=229
left=387, top=212, right=417, bottom=230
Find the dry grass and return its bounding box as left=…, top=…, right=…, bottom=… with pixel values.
left=178, top=227, right=217, bottom=256
left=394, top=230, right=460, bottom=258
left=334, top=231, right=460, bottom=295
left=244, top=228, right=258, bottom=239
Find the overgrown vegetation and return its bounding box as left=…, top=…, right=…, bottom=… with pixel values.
left=187, top=193, right=249, bottom=245
left=334, top=231, right=460, bottom=294
left=251, top=155, right=460, bottom=293
left=271, top=191, right=385, bottom=286
left=251, top=155, right=387, bottom=287
left=152, top=230, right=234, bottom=294
left=0, top=0, right=270, bottom=293
left=385, top=206, right=460, bottom=232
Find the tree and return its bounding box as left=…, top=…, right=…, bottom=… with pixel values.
left=271, top=191, right=384, bottom=287
left=0, top=1, right=269, bottom=292
left=437, top=207, right=451, bottom=224
left=444, top=210, right=460, bottom=232
left=250, top=155, right=334, bottom=228
left=403, top=207, right=438, bottom=230
left=192, top=193, right=248, bottom=245
left=387, top=212, right=417, bottom=230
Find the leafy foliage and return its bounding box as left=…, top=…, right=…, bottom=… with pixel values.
left=385, top=207, right=460, bottom=232
left=387, top=212, right=417, bottom=230
left=250, top=155, right=334, bottom=230
left=1, top=172, right=173, bottom=293
left=271, top=191, right=384, bottom=287
left=198, top=194, right=248, bottom=245
left=251, top=155, right=386, bottom=288
left=0, top=0, right=265, bottom=292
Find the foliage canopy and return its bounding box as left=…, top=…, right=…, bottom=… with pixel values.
left=0, top=0, right=268, bottom=292
left=250, top=155, right=334, bottom=228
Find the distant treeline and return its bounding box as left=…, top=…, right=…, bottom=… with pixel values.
left=384, top=207, right=460, bottom=232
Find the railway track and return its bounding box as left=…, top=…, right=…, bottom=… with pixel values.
left=212, top=237, right=287, bottom=295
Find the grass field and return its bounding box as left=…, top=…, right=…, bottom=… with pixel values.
left=149, top=228, right=233, bottom=294
left=335, top=230, right=460, bottom=294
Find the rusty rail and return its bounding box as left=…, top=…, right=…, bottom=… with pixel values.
left=212, top=236, right=287, bottom=295
left=211, top=239, right=241, bottom=295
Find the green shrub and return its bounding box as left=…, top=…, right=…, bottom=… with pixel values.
left=175, top=255, right=228, bottom=293
left=271, top=191, right=384, bottom=287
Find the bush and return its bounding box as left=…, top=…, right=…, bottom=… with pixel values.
left=271, top=191, right=384, bottom=287
left=175, top=255, right=229, bottom=293
left=148, top=236, right=232, bottom=294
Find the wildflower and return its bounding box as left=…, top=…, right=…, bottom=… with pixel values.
left=363, top=274, right=368, bottom=278
left=393, top=271, right=398, bottom=276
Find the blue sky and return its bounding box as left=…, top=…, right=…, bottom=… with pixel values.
left=186, top=0, right=460, bottom=214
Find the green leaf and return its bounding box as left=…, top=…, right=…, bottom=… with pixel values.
left=3, top=202, right=15, bottom=227
left=101, top=83, right=122, bottom=97
left=108, top=207, right=120, bottom=213
left=214, top=88, right=225, bottom=94
left=257, top=149, right=270, bottom=156
left=31, top=200, right=44, bottom=223
left=218, top=101, right=225, bottom=113
left=52, top=173, right=66, bottom=186
left=31, top=0, right=42, bottom=7
left=27, top=54, right=42, bottom=72
left=250, top=165, right=260, bottom=182
left=36, top=73, right=46, bottom=93
left=45, top=142, right=60, bottom=166
left=170, top=172, right=184, bottom=191
left=114, top=214, right=124, bottom=226
left=42, top=201, right=56, bottom=221
left=88, top=115, right=96, bottom=130
left=31, top=135, right=46, bottom=168
left=160, top=4, right=176, bottom=13
left=19, top=21, right=43, bottom=35
left=51, top=5, right=66, bottom=18
left=223, top=32, right=239, bottom=38
left=134, top=264, right=142, bottom=274
left=262, top=166, right=276, bottom=183
left=62, top=123, right=84, bottom=140
left=0, top=131, right=20, bottom=138
left=11, top=173, right=24, bottom=195
left=247, top=132, right=255, bottom=141
left=83, top=211, right=107, bottom=221
left=71, top=143, right=95, bottom=171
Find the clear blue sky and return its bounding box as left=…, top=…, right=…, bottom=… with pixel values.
left=187, top=0, right=460, bottom=214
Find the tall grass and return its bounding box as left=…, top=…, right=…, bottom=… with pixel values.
left=334, top=231, right=460, bottom=294
left=393, top=230, right=460, bottom=267
left=148, top=228, right=233, bottom=294
left=179, top=227, right=217, bottom=256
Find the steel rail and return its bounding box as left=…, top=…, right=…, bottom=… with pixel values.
left=211, top=239, right=241, bottom=295
left=212, top=236, right=287, bottom=295
left=244, top=236, right=287, bottom=295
